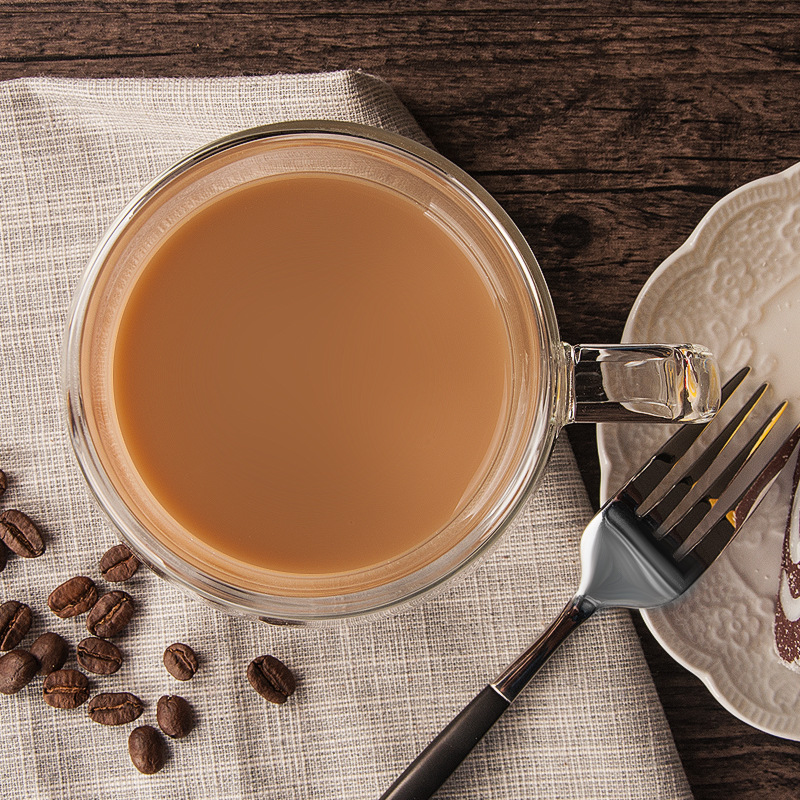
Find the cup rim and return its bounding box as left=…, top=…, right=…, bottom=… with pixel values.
left=63, top=120, right=563, bottom=623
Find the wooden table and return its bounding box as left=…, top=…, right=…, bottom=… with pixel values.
left=3, top=3, right=800, bottom=797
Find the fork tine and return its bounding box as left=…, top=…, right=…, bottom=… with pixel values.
left=659, top=401, right=787, bottom=552
left=643, top=383, right=768, bottom=526
left=619, top=366, right=749, bottom=506
left=678, top=423, right=800, bottom=570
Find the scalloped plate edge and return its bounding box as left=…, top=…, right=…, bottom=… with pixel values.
left=597, top=160, right=800, bottom=739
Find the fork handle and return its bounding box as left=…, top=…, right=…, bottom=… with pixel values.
left=378, top=596, right=597, bottom=800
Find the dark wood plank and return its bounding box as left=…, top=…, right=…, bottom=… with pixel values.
left=3, top=2, right=800, bottom=797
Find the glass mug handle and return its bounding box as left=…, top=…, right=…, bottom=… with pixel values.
left=561, top=343, right=720, bottom=424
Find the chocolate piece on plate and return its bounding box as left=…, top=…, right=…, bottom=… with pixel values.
left=775, top=454, right=800, bottom=665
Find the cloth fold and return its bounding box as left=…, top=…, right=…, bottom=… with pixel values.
left=0, top=70, right=691, bottom=799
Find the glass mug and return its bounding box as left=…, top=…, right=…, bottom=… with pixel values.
left=63, top=121, right=719, bottom=624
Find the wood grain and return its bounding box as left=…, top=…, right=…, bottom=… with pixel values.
left=3, top=2, right=800, bottom=796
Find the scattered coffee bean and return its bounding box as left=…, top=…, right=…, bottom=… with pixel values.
left=0, top=542, right=7, bottom=574
left=163, top=642, right=198, bottom=681
left=99, top=543, right=140, bottom=582
left=48, top=576, right=98, bottom=618
left=0, top=469, right=7, bottom=500
left=29, top=632, right=69, bottom=674
left=128, top=725, right=166, bottom=774
left=0, top=509, right=44, bottom=558
left=86, top=590, right=134, bottom=638
left=43, top=669, right=90, bottom=709
left=156, top=694, right=193, bottom=739
left=77, top=637, right=123, bottom=675
left=0, top=600, right=32, bottom=651
left=0, top=649, right=38, bottom=694
left=246, top=654, right=296, bottom=704
left=87, top=691, right=144, bottom=725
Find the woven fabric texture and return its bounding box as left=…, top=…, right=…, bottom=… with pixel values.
left=0, top=71, right=691, bottom=800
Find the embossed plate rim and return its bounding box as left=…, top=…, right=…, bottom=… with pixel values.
left=597, top=160, right=800, bottom=739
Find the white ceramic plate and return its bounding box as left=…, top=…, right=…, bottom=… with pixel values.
left=597, top=162, right=800, bottom=739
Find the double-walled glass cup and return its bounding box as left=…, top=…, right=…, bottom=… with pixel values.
left=64, top=121, right=719, bottom=624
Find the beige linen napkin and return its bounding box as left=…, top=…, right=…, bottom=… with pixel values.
left=0, top=71, right=692, bottom=799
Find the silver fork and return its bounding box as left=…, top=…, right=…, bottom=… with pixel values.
left=380, top=367, right=800, bottom=800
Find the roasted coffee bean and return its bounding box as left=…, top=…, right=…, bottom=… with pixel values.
left=0, top=649, right=38, bottom=694
left=156, top=694, right=193, bottom=739
left=246, top=655, right=296, bottom=704
left=43, top=669, right=90, bottom=709
left=77, top=637, right=122, bottom=675
left=0, top=600, right=32, bottom=651
left=29, top=632, right=68, bottom=674
left=87, top=691, right=144, bottom=725
left=128, top=725, right=166, bottom=774
left=86, top=591, right=134, bottom=638
left=48, top=576, right=98, bottom=618
left=0, top=469, right=7, bottom=500
left=163, top=642, right=198, bottom=681
left=99, top=543, right=140, bottom=582
left=0, top=509, right=44, bottom=558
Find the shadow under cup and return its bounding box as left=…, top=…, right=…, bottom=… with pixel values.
left=64, top=122, right=561, bottom=623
